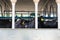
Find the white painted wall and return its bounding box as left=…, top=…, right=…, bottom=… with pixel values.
left=0, top=29, right=60, bottom=40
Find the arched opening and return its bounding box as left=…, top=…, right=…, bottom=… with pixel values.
left=38, top=0, right=58, bottom=28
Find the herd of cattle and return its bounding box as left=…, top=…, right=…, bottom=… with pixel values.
left=0, top=17, right=58, bottom=28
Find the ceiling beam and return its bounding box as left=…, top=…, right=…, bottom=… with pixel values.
left=40, top=0, right=49, bottom=10
left=2, top=0, right=11, bottom=10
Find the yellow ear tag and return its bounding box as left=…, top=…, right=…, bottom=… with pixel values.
left=41, top=18, right=44, bottom=21
left=22, top=21, right=24, bottom=25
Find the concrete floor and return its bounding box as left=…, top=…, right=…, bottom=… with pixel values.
left=0, top=29, right=60, bottom=40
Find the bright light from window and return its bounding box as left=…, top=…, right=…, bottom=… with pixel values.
left=50, top=13, right=53, bottom=17
left=0, top=13, right=1, bottom=17
left=22, top=14, right=30, bottom=17
left=46, top=14, right=48, bottom=17
left=54, top=14, right=56, bottom=17
left=10, top=14, right=12, bottom=17
left=16, top=14, right=21, bottom=17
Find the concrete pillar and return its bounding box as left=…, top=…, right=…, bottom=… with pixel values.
left=10, top=0, right=17, bottom=29
left=33, top=0, right=40, bottom=29
left=56, top=0, right=60, bottom=29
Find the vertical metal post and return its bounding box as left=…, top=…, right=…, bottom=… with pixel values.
left=35, top=3, right=38, bottom=29
left=57, top=3, right=60, bottom=29
left=12, top=3, right=15, bottom=29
